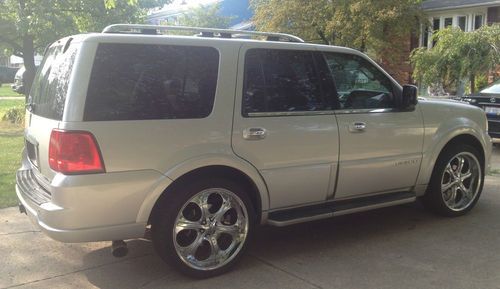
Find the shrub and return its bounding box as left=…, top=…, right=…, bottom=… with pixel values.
left=2, top=106, right=25, bottom=124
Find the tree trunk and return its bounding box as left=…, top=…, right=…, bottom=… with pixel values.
left=470, top=74, right=476, bottom=94
left=22, top=35, right=36, bottom=98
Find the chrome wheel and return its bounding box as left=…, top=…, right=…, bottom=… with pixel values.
left=173, top=188, right=249, bottom=271
left=441, top=152, right=482, bottom=211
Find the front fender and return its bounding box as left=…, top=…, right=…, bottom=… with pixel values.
left=417, top=119, right=490, bottom=186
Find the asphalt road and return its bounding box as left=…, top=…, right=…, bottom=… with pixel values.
left=3, top=145, right=500, bottom=289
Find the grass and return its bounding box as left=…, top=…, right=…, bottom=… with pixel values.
left=0, top=83, right=22, bottom=98
left=0, top=97, right=24, bottom=208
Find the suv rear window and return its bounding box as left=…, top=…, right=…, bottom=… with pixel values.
left=30, top=43, right=78, bottom=120
left=84, top=43, right=219, bottom=121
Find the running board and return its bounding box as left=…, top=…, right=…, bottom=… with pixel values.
left=267, top=191, right=416, bottom=227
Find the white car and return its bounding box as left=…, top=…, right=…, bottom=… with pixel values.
left=16, top=25, right=491, bottom=277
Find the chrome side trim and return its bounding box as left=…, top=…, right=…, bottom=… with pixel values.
left=334, top=108, right=395, bottom=114
left=246, top=110, right=336, bottom=117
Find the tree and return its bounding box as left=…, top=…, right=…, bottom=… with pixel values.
left=411, top=24, right=500, bottom=94
left=250, top=0, right=423, bottom=58
left=0, top=0, right=169, bottom=95
left=176, top=3, right=235, bottom=29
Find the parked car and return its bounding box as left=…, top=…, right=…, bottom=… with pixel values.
left=461, top=80, right=500, bottom=138
left=16, top=25, right=491, bottom=278
left=0, top=65, right=18, bottom=86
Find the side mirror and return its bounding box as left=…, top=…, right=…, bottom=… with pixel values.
left=398, top=85, right=418, bottom=109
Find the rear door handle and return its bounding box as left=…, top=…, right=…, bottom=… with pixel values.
left=243, top=127, right=267, bottom=140
left=349, top=122, right=366, bottom=132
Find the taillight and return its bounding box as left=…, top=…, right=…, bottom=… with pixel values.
left=49, top=129, right=105, bottom=174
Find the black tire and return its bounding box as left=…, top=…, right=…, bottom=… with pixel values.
left=422, top=144, right=484, bottom=217
left=151, top=178, right=255, bottom=278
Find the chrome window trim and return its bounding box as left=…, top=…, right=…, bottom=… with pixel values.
left=246, top=110, right=337, bottom=117
left=334, top=108, right=395, bottom=115
left=245, top=108, right=400, bottom=117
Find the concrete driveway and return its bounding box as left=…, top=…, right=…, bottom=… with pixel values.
left=2, top=174, right=500, bottom=289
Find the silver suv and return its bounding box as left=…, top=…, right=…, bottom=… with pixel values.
left=16, top=25, right=491, bottom=277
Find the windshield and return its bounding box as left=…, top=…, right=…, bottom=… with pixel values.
left=29, top=42, right=78, bottom=120
left=481, top=80, right=500, bottom=94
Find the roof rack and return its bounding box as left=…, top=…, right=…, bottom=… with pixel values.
left=101, top=24, right=305, bottom=43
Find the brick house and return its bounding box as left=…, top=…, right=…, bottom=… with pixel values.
left=381, top=0, right=500, bottom=90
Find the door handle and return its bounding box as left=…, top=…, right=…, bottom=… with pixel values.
left=243, top=127, right=267, bottom=140
left=349, top=122, right=366, bottom=132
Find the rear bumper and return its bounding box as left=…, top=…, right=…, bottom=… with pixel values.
left=16, top=166, right=169, bottom=243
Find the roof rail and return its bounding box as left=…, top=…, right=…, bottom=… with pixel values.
left=101, top=24, right=305, bottom=43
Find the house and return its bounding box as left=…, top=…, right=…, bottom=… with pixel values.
left=420, top=0, right=500, bottom=48
left=381, top=0, right=500, bottom=95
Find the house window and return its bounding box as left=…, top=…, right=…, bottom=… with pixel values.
left=444, top=17, right=453, bottom=28
left=432, top=18, right=440, bottom=47
left=432, top=18, right=440, bottom=31
left=474, top=14, right=484, bottom=30
left=422, top=25, right=429, bottom=48
left=458, top=16, right=467, bottom=31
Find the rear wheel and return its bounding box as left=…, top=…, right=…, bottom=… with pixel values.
left=151, top=178, right=255, bottom=278
left=422, top=144, right=484, bottom=216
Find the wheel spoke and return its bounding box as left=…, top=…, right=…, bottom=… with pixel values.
left=175, top=218, right=203, bottom=234
left=441, top=181, right=454, bottom=192
left=457, top=156, right=465, bottom=174
left=445, top=186, right=458, bottom=208
left=214, top=195, right=232, bottom=222
left=207, top=235, right=221, bottom=263
left=461, top=172, right=472, bottom=182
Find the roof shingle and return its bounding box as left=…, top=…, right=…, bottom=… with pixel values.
left=422, top=0, right=500, bottom=11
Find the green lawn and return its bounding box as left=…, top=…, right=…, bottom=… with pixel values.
left=0, top=98, right=24, bottom=208
left=0, top=83, right=22, bottom=98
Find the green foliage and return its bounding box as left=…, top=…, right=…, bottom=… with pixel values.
left=475, top=74, right=489, bottom=92
left=411, top=24, right=500, bottom=93
left=176, top=3, right=235, bottom=29
left=2, top=106, right=25, bottom=124
left=251, top=0, right=423, bottom=58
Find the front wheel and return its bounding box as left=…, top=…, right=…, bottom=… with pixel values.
left=422, top=144, right=484, bottom=216
left=151, top=178, right=255, bottom=278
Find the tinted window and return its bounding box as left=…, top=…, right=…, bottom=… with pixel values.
left=84, top=44, right=219, bottom=121
left=324, top=53, right=395, bottom=109
left=30, top=44, right=77, bottom=120
left=243, top=49, right=335, bottom=115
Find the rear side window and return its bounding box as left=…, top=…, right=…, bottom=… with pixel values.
left=84, top=43, right=219, bottom=121
left=243, top=49, right=335, bottom=116
left=30, top=43, right=78, bottom=120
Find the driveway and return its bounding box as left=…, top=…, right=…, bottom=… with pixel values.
left=2, top=173, right=500, bottom=289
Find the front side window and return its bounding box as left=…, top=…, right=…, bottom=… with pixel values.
left=242, top=49, right=335, bottom=115
left=84, top=43, right=219, bottom=121
left=323, top=53, right=395, bottom=110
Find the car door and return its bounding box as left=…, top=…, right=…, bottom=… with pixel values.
left=231, top=44, right=340, bottom=209
left=322, top=51, right=425, bottom=199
